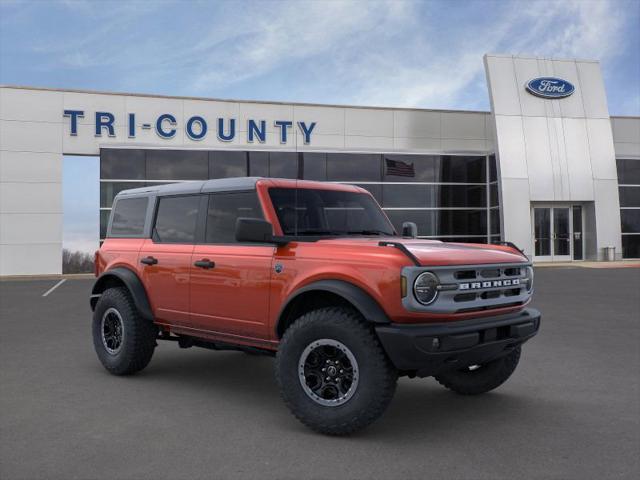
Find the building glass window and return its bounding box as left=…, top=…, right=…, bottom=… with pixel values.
left=269, top=152, right=298, bottom=178
left=248, top=151, right=269, bottom=177
left=617, top=158, right=640, bottom=184
left=146, top=150, right=208, bottom=180
left=99, top=149, right=501, bottom=245
left=209, top=151, right=247, bottom=178
left=621, top=236, right=640, bottom=258
left=302, top=153, right=327, bottom=181
left=327, top=153, right=381, bottom=181
left=616, top=159, right=640, bottom=258
left=100, top=149, right=145, bottom=180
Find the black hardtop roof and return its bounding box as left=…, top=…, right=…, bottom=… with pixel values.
left=116, top=177, right=262, bottom=198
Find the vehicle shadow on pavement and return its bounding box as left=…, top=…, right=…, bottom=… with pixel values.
left=97, top=344, right=556, bottom=441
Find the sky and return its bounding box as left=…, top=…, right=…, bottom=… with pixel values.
left=1, top=0, right=639, bottom=253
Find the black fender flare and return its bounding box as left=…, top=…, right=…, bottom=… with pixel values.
left=90, top=267, right=154, bottom=321
left=276, top=279, right=390, bottom=337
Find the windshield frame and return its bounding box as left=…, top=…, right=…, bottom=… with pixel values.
left=267, top=186, right=397, bottom=239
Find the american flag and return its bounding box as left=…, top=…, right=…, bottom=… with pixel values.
left=385, top=158, right=415, bottom=177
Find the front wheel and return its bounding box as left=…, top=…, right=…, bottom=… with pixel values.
left=275, top=307, right=398, bottom=436
left=434, top=347, right=521, bottom=395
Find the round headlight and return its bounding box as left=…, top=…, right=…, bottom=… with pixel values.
left=414, top=271, right=440, bottom=305
left=525, top=266, right=534, bottom=293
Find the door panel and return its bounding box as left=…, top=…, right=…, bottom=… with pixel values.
left=139, top=239, right=194, bottom=324
left=572, top=206, right=583, bottom=260
left=189, top=245, right=274, bottom=338
left=553, top=207, right=571, bottom=259
left=534, top=208, right=551, bottom=258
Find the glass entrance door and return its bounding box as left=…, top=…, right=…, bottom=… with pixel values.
left=533, top=205, right=583, bottom=261
left=552, top=207, right=571, bottom=261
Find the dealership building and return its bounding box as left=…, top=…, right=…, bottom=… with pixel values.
left=0, top=54, right=639, bottom=275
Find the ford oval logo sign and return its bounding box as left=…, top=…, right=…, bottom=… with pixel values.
left=526, top=77, right=575, bottom=99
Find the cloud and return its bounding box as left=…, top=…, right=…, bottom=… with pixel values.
left=2, top=0, right=637, bottom=113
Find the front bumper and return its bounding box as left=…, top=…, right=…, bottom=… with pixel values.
left=375, top=308, right=541, bottom=377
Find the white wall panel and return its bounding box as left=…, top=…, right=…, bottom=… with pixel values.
left=587, top=119, right=619, bottom=179
left=0, top=182, right=61, bottom=214
left=484, top=55, right=521, bottom=116
left=562, top=118, right=594, bottom=200
left=344, top=108, right=393, bottom=137
left=0, top=243, right=62, bottom=275
left=441, top=112, right=486, bottom=139
left=494, top=116, right=528, bottom=178
left=611, top=117, right=640, bottom=149
left=0, top=120, right=63, bottom=153
left=552, top=60, right=586, bottom=118
left=295, top=132, right=345, bottom=150
left=576, top=62, right=610, bottom=119
left=513, top=57, right=546, bottom=117
left=521, top=116, right=554, bottom=200
left=441, top=138, right=488, bottom=152
left=294, top=106, right=344, bottom=136
left=344, top=135, right=394, bottom=150
left=500, top=178, right=533, bottom=255
left=393, top=110, right=440, bottom=139
left=593, top=179, right=622, bottom=259
left=0, top=88, right=63, bottom=123
left=0, top=213, right=62, bottom=244
left=393, top=137, right=441, bottom=152
left=0, top=151, right=62, bottom=182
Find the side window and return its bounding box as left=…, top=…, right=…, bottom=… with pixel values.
left=153, top=195, right=200, bottom=244
left=205, top=191, right=263, bottom=244
left=109, top=197, right=148, bottom=237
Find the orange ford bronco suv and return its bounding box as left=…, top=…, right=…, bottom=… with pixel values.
left=91, top=177, right=540, bottom=435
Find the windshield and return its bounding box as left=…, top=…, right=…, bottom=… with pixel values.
left=269, top=187, right=396, bottom=237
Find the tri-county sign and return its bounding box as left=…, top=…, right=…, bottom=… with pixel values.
left=525, top=77, right=575, bottom=99
left=63, top=110, right=317, bottom=144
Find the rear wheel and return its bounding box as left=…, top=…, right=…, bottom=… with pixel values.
left=434, top=347, right=521, bottom=395
left=275, top=307, right=397, bottom=436
left=92, top=287, right=157, bottom=375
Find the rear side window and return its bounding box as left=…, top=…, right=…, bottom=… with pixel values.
left=205, top=191, right=263, bottom=243
left=153, top=195, right=201, bottom=243
left=109, top=197, right=148, bottom=237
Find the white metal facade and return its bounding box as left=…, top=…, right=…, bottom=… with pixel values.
left=1, top=54, right=639, bottom=275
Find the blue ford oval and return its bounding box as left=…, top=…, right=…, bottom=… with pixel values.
left=526, top=77, right=575, bottom=99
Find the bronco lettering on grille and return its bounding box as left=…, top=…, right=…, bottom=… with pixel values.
left=459, top=279, right=520, bottom=290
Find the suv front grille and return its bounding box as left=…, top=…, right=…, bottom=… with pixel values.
left=402, top=262, right=532, bottom=314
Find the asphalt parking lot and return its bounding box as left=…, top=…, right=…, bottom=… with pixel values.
left=1, top=267, right=639, bottom=480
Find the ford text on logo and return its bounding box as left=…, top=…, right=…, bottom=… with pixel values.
left=63, top=110, right=317, bottom=144
left=525, top=77, right=575, bottom=99
left=459, top=279, right=521, bottom=290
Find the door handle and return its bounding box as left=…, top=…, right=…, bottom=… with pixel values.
left=140, top=256, right=158, bottom=266
left=194, top=259, right=215, bottom=269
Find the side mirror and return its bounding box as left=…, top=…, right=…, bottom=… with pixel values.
left=402, top=221, right=418, bottom=238
left=236, top=218, right=289, bottom=245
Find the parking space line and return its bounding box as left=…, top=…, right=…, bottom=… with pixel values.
left=42, top=279, right=67, bottom=297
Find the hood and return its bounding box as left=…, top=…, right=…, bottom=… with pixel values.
left=315, top=237, right=528, bottom=266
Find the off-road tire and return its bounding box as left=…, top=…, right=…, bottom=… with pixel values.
left=275, top=307, right=398, bottom=436
left=434, top=347, right=521, bottom=395
left=92, top=287, right=157, bottom=375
